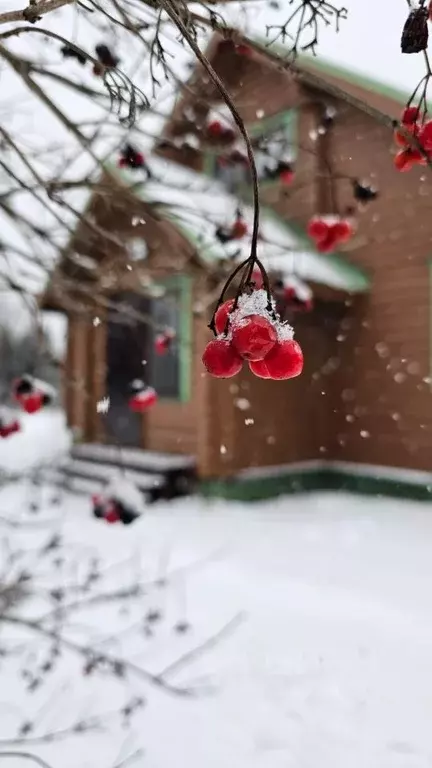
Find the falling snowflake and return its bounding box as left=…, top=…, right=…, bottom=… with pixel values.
left=97, top=397, right=110, bottom=414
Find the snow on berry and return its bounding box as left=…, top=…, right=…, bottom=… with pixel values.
left=202, top=339, right=243, bottom=378
left=155, top=329, right=175, bottom=355
left=394, top=148, right=425, bottom=172
left=232, top=314, right=277, bottom=361
left=129, top=386, right=158, bottom=412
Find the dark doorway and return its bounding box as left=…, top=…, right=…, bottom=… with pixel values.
left=106, top=292, right=150, bottom=447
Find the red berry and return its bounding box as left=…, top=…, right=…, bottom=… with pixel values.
left=0, top=420, right=20, bottom=438
left=419, top=120, right=432, bottom=151
left=402, top=106, right=420, bottom=125
left=93, top=62, right=104, bottom=76
left=105, top=505, right=121, bottom=524
left=207, top=120, right=223, bottom=138
left=332, top=219, right=353, bottom=244
left=231, top=219, right=248, bottom=239
left=214, top=299, right=235, bottom=335
left=135, top=152, right=145, bottom=167
left=307, top=217, right=329, bottom=241
left=249, top=359, right=270, bottom=379
left=21, top=392, right=44, bottom=414
left=129, top=387, right=157, bottom=412
left=394, top=124, right=416, bottom=147
left=394, top=148, right=424, bottom=172
left=232, top=314, right=277, bottom=361
left=315, top=231, right=337, bottom=253
left=155, top=334, right=170, bottom=355
left=429, top=0, right=432, bottom=20
left=279, top=169, right=294, bottom=185
left=236, top=44, right=252, bottom=57
left=202, top=339, right=243, bottom=378
left=264, top=340, right=304, bottom=380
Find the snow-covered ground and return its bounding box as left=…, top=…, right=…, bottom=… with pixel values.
left=1, top=414, right=432, bottom=768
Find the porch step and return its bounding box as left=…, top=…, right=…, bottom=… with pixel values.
left=60, top=443, right=197, bottom=501
left=71, top=443, right=195, bottom=472
left=64, top=459, right=164, bottom=493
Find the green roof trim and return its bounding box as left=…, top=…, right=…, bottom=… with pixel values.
left=252, top=34, right=408, bottom=107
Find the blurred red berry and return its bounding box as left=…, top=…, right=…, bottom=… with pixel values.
left=419, top=120, right=432, bottom=151
left=231, top=218, right=248, bottom=239
left=307, top=217, right=329, bottom=241
left=236, top=44, right=252, bottom=57
left=402, top=106, right=420, bottom=125
left=202, top=339, right=243, bottom=378
left=232, top=314, right=277, bottom=361
left=22, top=392, right=44, bottom=414
left=0, top=420, right=20, bottom=438
left=279, top=169, right=294, bottom=185
left=129, top=387, right=157, bottom=412
left=332, top=219, right=353, bottom=244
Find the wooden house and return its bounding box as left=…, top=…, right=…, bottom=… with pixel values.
left=42, top=35, right=432, bottom=501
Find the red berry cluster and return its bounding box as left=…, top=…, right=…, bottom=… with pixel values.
left=206, top=120, right=236, bottom=144
left=128, top=382, right=158, bottom=412
left=307, top=215, right=354, bottom=253
left=92, top=494, right=139, bottom=525
left=202, top=290, right=304, bottom=381
left=393, top=106, right=432, bottom=171
left=118, top=144, right=145, bottom=170
left=13, top=376, right=53, bottom=415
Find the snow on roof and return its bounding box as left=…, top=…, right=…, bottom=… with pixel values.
left=109, top=157, right=370, bottom=294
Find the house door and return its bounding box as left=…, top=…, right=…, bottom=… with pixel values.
left=105, top=292, right=149, bottom=447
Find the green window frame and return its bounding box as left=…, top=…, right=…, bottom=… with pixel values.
left=149, top=274, right=192, bottom=403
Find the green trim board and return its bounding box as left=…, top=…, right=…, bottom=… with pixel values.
left=201, top=462, right=432, bottom=503
left=151, top=273, right=192, bottom=403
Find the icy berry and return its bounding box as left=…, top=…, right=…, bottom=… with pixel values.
left=214, top=299, right=235, bottom=335
left=249, top=359, right=271, bottom=379
left=231, top=218, right=248, bottom=239
left=232, top=315, right=277, bottom=361
left=264, top=340, right=304, bottom=380
left=202, top=339, right=243, bottom=378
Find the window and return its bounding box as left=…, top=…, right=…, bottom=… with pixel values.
left=148, top=275, right=191, bottom=401
left=205, top=108, right=298, bottom=195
